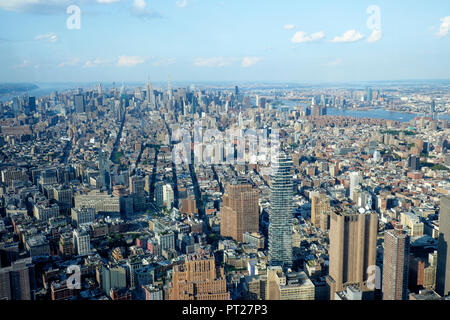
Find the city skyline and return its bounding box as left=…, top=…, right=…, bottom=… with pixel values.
left=1, top=0, right=450, bottom=83
left=0, top=0, right=449, bottom=306
left=0, top=81, right=448, bottom=302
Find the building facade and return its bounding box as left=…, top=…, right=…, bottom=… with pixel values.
left=327, top=209, right=378, bottom=299
left=220, top=181, right=259, bottom=243
left=268, top=152, right=293, bottom=268
left=382, top=223, right=410, bottom=300
left=436, top=195, right=450, bottom=297
left=168, top=254, right=230, bottom=300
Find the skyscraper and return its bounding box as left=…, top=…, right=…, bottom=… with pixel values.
left=28, top=96, right=36, bottom=113
left=98, top=149, right=110, bottom=190
left=327, top=208, right=378, bottom=300
left=304, top=105, right=311, bottom=116
left=366, top=87, right=373, bottom=103
left=220, top=180, right=259, bottom=243
left=12, top=97, right=20, bottom=116
left=0, top=257, right=35, bottom=300
left=382, top=223, right=410, bottom=300
left=97, top=82, right=102, bottom=97
left=320, top=94, right=326, bottom=106
left=155, top=181, right=165, bottom=208
left=130, top=175, right=146, bottom=212
left=74, top=94, right=85, bottom=113
left=167, top=74, right=172, bottom=102
left=146, top=80, right=154, bottom=109
left=436, top=195, right=450, bottom=297
left=268, top=152, right=293, bottom=268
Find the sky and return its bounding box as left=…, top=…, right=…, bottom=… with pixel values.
left=0, top=0, right=449, bottom=83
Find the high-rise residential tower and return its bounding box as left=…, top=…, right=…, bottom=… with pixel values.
left=268, top=152, right=293, bottom=268
left=382, top=223, right=410, bottom=300
left=436, top=195, right=450, bottom=297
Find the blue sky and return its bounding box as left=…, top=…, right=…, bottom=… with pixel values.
left=0, top=0, right=449, bottom=83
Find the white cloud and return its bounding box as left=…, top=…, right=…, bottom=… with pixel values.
left=241, top=57, right=261, bottom=67
left=330, top=29, right=364, bottom=43
left=0, top=0, right=58, bottom=12
left=131, top=0, right=161, bottom=18
left=153, top=58, right=176, bottom=67
left=34, top=32, right=58, bottom=43
left=437, top=16, right=450, bottom=37
left=0, top=0, right=118, bottom=14
left=291, top=31, right=324, bottom=43
left=117, top=56, right=147, bottom=67
left=57, top=58, right=80, bottom=67
left=367, top=29, right=382, bottom=43
left=194, top=57, right=234, bottom=67
left=133, top=0, right=146, bottom=10
left=84, top=58, right=111, bottom=68
left=97, top=0, right=120, bottom=3
left=176, top=0, right=187, bottom=8
left=13, top=60, right=30, bottom=68
left=284, top=24, right=295, bottom=30
left=323, top=58, right=343, bottom=67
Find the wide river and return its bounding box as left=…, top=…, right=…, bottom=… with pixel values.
left=279, top=101, right=450, bottom=122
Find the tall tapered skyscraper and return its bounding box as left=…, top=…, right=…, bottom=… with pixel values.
left=268, top=152, right=293, bottom=268
left=97, top=82, right=102, bottom=97
left=436, top=195, right=450, bottom=297
left=146, top=79, right=154, bottom=109
left=167, top=74, right=172, bottom=102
